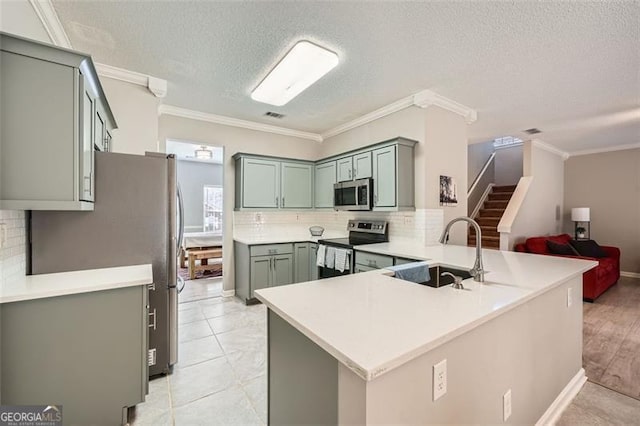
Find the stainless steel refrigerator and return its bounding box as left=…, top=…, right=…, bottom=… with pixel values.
left=29, top=151, right=183, bottom=377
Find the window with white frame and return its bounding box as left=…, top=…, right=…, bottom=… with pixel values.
left=203, top=185, right=223, bottom=232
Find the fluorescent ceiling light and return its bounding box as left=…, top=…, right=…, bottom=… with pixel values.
left=251, top=40, right=339, bottom=106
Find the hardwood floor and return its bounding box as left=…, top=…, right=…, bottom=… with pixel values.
left=583, top=276, right=640, bottom=400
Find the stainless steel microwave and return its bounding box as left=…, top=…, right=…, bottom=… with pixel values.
left=334, top=178, right=373, bottom=211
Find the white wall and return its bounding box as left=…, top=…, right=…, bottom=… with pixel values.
left=503, top=141, right=565, bottom=250
left=495, top=145, right=524, bottom=186
left=100, top=78, right=161, bottom=155
left=158, top=114, right=321, bottom=293
left=564, top=148, right=640, bottom=273
left=0, top=0, right=50, bottom=43
left=467, top=141, right=494, bottom=189
left=177, top=160, right=223, bottom=231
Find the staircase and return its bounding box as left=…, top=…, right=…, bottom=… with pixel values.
left=468, top=185, right=516, bottom=249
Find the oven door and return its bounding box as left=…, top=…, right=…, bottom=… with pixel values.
left=319, top=248, right=354, bottom=279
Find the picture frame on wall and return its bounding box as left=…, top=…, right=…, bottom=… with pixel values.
left=440, top=175, right=458, bottom=206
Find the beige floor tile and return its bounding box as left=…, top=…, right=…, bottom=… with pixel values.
left=130, top=376, right=173, bottom=425
left=216, top=325, right=266, bottom=354
left=178, top=305, right=206, bottom=325
left=242, top=374, right=267, bottom=424
left=173, top=386, right=262, bottom=426
left=207, top=308, right=263, bottom=334
left=169, top=356, right=236, bottom=408
left=179, top=319, right=213, bottom=343
left=200, top=297, right=246, bottom=319
left=226, top=348, right=266, bottom=384
left=177, top=335, right=224, bottom=367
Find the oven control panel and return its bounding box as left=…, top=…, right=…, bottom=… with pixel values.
left=347, top=220, right=387, bottom=234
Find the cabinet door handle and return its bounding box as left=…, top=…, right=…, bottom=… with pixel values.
left=349, top=168, right=352, bottom=179
left=275, top=196, right=278, bottom=207
left=148, top=308, right=157, bottom=330
left=282, top=197, right=285, bottom=208
left=353, top=168, right=357, bottom=177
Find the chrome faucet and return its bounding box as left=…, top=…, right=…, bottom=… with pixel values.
left=439, top=217, right=485, bottom=283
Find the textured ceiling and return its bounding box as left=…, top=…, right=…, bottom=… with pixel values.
left=52, top=1, right=639, bottom=152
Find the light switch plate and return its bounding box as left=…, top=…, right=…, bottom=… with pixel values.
left=0, top=223, right=6, bottom=249
left=433, top=359, right=447, bottom=401
left=567, top=287, right=573, bottom=307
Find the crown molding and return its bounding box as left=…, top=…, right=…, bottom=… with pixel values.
left=567, top=142, right=640, bottom=158
left=95, top=63, right=168, bottom=98
left=321, top=96, right=415, bottom=140
left=159, top=105, right=323, bottom=142
left=531, top=139, right=570, bottom=160
left=321, top=89, right=477, bottom=140
left=29, top=0, right=72, bottom=48
left=413, top=89, right=478, bottom=124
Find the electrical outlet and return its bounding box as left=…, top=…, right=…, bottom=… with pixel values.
left=503, top=389, right=512, bottom=421
left=567, top=287, right=573, bottom=307
left=433, top=359, right=447, bottom=401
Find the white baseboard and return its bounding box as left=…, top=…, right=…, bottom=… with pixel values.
left=621, top=271, right=640, bottom=279
left=222, top=289, right=235, bottom=297
left=536, top=368, right=586, bottom=426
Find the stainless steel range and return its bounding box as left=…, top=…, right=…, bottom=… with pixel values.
left=318, top=219, right=389, bottom=278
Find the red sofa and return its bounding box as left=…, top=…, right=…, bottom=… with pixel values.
left=514, top=234, right=620, bottom=301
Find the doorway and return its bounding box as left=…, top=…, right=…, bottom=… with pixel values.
left=167, top=139, right=224, bottom=303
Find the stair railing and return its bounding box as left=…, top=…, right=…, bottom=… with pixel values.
left=468, top=152, right=496, bottom=218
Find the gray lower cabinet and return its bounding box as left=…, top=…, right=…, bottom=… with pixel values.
left=314, top=161, right=337, bottom=208
left=236, top=242, right=295, bottom=303
left=294, top=243, right=311, bottom=283
left=0, top=33, right=116, bottom=211
left=354, top=250, right=394, bottom=271
left=309, top=243, right=319, bottom=281
left=0, top=286, right=147, bottom=425
left=354, top=264, right=377, bottom=273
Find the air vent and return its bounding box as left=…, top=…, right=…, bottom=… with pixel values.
left=264, top=111, right=285, bottom=119
left=523, top=128, right=542, bottom=135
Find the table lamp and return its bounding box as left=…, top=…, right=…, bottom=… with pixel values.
left=571, top=207, right=590, bottom=240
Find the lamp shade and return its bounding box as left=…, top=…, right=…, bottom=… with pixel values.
left=571, top=207, right=590, bottom=222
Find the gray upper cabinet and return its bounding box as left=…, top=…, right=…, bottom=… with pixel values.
left=314, top=161, right=336, bottom=208
left=337, top=152, right=371, bottom=182
left=239, top=157, right=280, bottom=209
left=372, top=146, right=397, bottom=208
left=235, top=155, right=313, bottom=210
left=370, top=140, right=416, bottom=210
left=234, top=137, right=416, bottom=211
left=281, top=162, right=313, bottom=209
left=0, top=33, right=116, bottom=211
left=337, top=157, right=353, bottom=182
left=353, top=151, right=372, bottom=179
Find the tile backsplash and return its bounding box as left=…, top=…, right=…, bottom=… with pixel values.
left=0, top=210, right=27, bottom=285
left=234, top=209, right=444, bottom=245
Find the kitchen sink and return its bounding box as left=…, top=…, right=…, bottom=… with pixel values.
left=417, top=266, right=473, bottom=288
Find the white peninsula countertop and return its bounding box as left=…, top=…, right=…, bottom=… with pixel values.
left=255, top=244, right=597, bottom=381
left=0, top=264, right=153, bottom=304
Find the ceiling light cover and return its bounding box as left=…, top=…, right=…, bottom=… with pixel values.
left=195, top=146, right=213, bottom=159
left=251, top=40, right=339, bottom=106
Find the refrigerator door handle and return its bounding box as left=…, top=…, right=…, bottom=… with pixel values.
left=177, top=183, right=185, bottom=253
left=177, top=276, right=186, bottom=294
